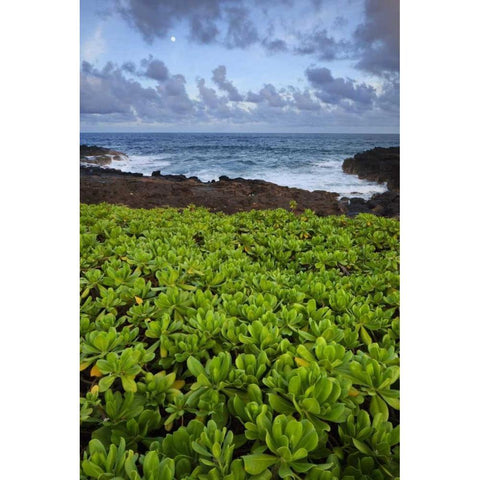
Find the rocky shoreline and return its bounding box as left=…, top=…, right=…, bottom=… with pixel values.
left=342, top=146, right=399, bottom=191
left=80, top=145, right=129, bottom=166
left=80, top=145, right=399, bottom=217
left=339, top=146, right=399, bottom=217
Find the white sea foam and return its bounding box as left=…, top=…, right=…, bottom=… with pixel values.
left=226, top=160, right=388, bottom=199
left=79, top=132, right=398, bottom=201
left=152, top=159, right=389, bottom=200
left=109, top=154, right=172, bottom=175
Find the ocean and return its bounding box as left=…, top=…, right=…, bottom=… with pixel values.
left=80, top=132, right=399, bottom=199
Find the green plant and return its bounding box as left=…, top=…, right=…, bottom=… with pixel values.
left=80, top=204, right=400, bottom=478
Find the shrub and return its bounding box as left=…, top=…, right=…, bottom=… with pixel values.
left=80, top=204, right=399, bottom=479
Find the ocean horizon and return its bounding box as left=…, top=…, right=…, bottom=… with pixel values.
left=80, top=132, right=399, bottom=199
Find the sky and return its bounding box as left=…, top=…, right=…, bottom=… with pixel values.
left=80, top=0, right=399, bottom=133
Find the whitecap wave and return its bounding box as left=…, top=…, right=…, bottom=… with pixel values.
left=107, top=154, right=173, bottom=175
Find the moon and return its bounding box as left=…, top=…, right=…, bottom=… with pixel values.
left=170, top=36, right=176, bottom=42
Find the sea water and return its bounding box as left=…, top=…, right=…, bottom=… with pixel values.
left=80, top=132, right=399, bottom=199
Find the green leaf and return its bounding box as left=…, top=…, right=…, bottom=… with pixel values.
left=268, top=393, right=295, bottom=415
left=380, top=389, right=400, bottom=410
left=296, top=427, right=318, bottom=452
left=290, top=461, right=315, bottom=473
left=352, top=438, right=373, bottom=455
left=143, top=451, right=160, bottom=477
left=81, top=460, right=104, bottom=478
left=360, top=326, right=372, bottom=346
left=243, top=454, right=278, bottom=475
left=158, top=458, right=175, bottom=480
left=191, top=441, right=212, bottom=458
left=370, top=395, right=389, bottom=421
left=187, top=356, right=205, bottom=377
left=302, top=398, right=320, bottom=415
left=278, top=463, right=294, bottom=478
left=98, top=375, right=116, bottom=392
left=121, top=375, right=137, bottom=392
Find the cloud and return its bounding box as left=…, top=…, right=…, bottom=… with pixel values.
left=161, top=75, right=194, bottom=114
left=110, top=0, right=330, bottom=54
left=292, top=90, right=321, bottom=111
left=262, top=38, right=288, bottom=54
left=306, top=66, right=376, bottom=106
left=354, top=0, right=399, bottom=75
left=121, top=61, right=137, bottom=73
left=82, top=25, right=106, bottom=63
left=305, top=67, right=334, bottom=84
left=80, top=60, right=193, bottom=121
left=294, top=28, right=351, bottom=61
left=224, top=7, right=259, bottom=48
left=81, top=58, right=398, bottom=130
left=211, top=65, right=243, bottom=101
left=246, top=84, right=286, bottom=107
left=113, top=0, right=222, bottom=44
left=141, top=57, right=169, bottom=82
left=196, top=78, right=223, bottom=110
left=376, top=77, right=399, bottom=113
left=189, top=16, right=219, bottom=44
left=246, top=91, right=263, bottom=103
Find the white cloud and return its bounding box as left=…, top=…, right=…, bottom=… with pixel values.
left=82, top=25, right=106, bottom=63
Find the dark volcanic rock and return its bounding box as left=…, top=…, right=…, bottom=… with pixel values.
left=367, top=191, right=400, bottom=217
left=152, top=171, right=201, bottom=182
left=80, top=144, right=128, bottom=166
left=341, top=190, right=399, bottom=218
left=348, top=197, right=371, bottom=215
left=80, top=165, right=142, bottom=177
left=342, top=146, right=399, bottom=191
left=80, top=166, right=344, bottom=216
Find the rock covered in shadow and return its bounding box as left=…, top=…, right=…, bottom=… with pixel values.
left=341, top=190, right=399, bottom=217
left=367, top=190, right=400, bottom=217
left=342, top=146, right=399, bottom=191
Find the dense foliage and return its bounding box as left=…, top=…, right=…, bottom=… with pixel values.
left=80, top=203, right=399, bottom=480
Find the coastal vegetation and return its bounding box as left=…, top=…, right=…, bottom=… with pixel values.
left=80, top=203, right=399, bottom=480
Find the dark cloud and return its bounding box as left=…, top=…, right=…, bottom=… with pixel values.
left=141, top=57, right=169, bottom=82
left=121, top=61, right=137, bottom=74
left=262, top=38, right=288, bottom=54
left=376, top=77, right=399, bottom=113
left=113, top=0, right=223, bottom=44
left=81, top=64, right=160, bottom=120
left=81, top=60, right=193, bottom=121
left=224, top=7, right=259, bottom=48
left=161, top=75, right=194, bottom=114
left=81, top=58, right=398, bottom=130
left=246, top=84, right=286, bottom=107
left=333, top=16, right=348, bottom=28
left=189, top=16, right=219, bottom=44
left=195, top=77, right=248, bottom=120
left=112, top=0, right=259, bottom=49
left=109, top=0, right=318, bottom=54
left=305, top=67, right=334, bottom=84
left=197, top=78, right=223, bottom=110
left=306, top=66, right=376, bottom=106
left=246, top=91, right=263, bottom=103
left=294, top=28, right=351, bottom=61
left=354, top=0, right=399, bottom=75
left=292, top=90, right=321, bottom=111
left=211, top=65, right=243, bottom=101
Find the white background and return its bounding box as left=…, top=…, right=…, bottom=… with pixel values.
left=1, top=1, right=479, bottom=477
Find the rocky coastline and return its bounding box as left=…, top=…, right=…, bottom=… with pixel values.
left=339, top=146, right=399, bottom=217
left=80, top=144, right=129, bottom=166
left=80, top=145, right=399, bottom=217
